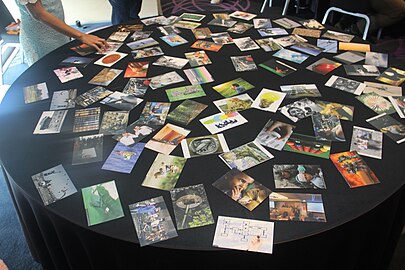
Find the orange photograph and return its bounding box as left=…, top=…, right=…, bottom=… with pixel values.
left=338, top=42, right=371, bottom=52
left=124, top=62, right=149, bottom=78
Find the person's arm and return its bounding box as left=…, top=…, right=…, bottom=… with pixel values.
left=23, top=0, right=107, bottom=52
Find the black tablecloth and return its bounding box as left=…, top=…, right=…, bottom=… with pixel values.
left=0, top=10, right=404, bottom=270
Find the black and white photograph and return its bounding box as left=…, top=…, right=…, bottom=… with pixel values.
left=153, top=55, right=189, bottom=69
left=233, top=37, right=260, bottom=51
left=325, top=75, right=366, bottom=95
left=344, top=65, right=381, bottom=77
left=280, top=98, right=321, bottom=122
left=350, top=126, right=383, bottom=159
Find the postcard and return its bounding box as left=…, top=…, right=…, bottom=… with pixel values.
left=255, top=38, right=282, bottom=52
left=145, top=123, right=191, bottom=155
left=53, top=67, right=83, bottom=83
left=227, top=22, right=253, bottom=34
left=200, top=111, right=248, bottom=134
left=184, top=51, right=212, bottom=67
left=141, top=15, right=167, bottom=25
left=365, top=52, right=388, bottom=68
left=257, top=27, right=288, bottom=37
left=160, top=34, right=188, bottom=47
left=117, top=23, right=143, bottom=32
left=366, top=113, right=405, bottom=144
left=132, top=46, right=164, bottom=59
left=259, top=59, right=297, bottom=77
left=126, top=37, right=159, bottom=50
left=279, top=98, right=321, bottom=122
left=149, top=71, right=185, bottom=90
left=88, top=68, right=122, bottom=86
left=255, top=119, right=295, bottom=151
left=107, top=31, right=130, bottom=42
left=273, top=164, right=326, bottom=189
left=96, top=41, right=123, bottom=55
left=74, top=86, right=113, bottom=107
left=274, top=34, right=307, bottom=47
left=166, top=85, right=206, bottom=102
left=280, top=84, right=321, bottom=99
left=33, top=110, right=67, bottom=134
left=167, top=99, right=207, bottom=126
left=130, top=31, right=153, bottom=41
left=376, top=67, right=405, bottom=86
left=273, top=17, right=301, bottom=28
left=102, top=142, right=145, bottom=174
left=300, top=18, right=325, bottom=29
left=32, top=164, right=77, bottom=206
left=213, top=13, right=231, bottom=19
left=213, top=216, right=274, bottom=254
left=170, top=184, right=214, bottom=230
left=129, top=196, right=178, bottom=246
left=180, top=12, right=206, bottom=21
left=208, top=18, right=237, bottom=28
left=273, top=48, right=309, bottom=64
left=59, top=56, right=93, bottom=68
left=181, top=133, right=229, bottom=158
left=231, top=55, right=257, bottom=72
left=123, top=78, right=150, bottom=97
left=173, top=20, right=201, bottom=29
left=233, top=37, right=260, bottom=51
left=82, top=180, right=124, bottom=226
left=213, top=77, right=254, bottom=97
left=325, top=75, right=366, bottom=95
left=252, top=88, right=286, bottom=113
left=123, top=62, right=149, bottom=78
left=191, top=40, right=223, bottom=52
left=219, top=141, right=274, bottom=171
left=72, top=134, right=103, bottom=165
left=316, top=39, right=337, bottom=53
left=344, top=64, right=380, bottom=77
left=321, top=30, right=354, bottom=42
left=306, top=58, right=342, bottom=75
left=23, top=82, right=49, bottom=104
left=211, top=32, right=234, bottom=45
left=229, top=10, right=257, bottom=20
left=213, top=93, right=253, bottom=113
left=112, top=119, right=159, bottom=146
left=290, top=42, right=324, bottom=56
left=73, top=107, right=100, bottom=133
left=142, top=153, right=187, bottom=190
left=339, top=42, right=370, bottom=52
left=283, top=133, right=331, bottom=159
left=311, top=112, right=345, bottom=142
left=330, top=151, right=380, bottom=188
left=99, top=111, right=129, bottom=135
left=70, top=43, right=96, bottom=56
left=269, top=192, right=326, bottom=222
left=292, top=27, right=321, bottom=38
left=212, top=168, right=271, bottom=211
left=350, top=126, right=383, bottom=159
left=158, top=25, right=180, bottom=36
left=314, top=100, right=354, bottom=121
left=50, top=89, right=76, bottom=110
left=163, top=15, right=182, bottom=25
left=253, top=18, right=272, bottom=28
left=356, top=92, right=396, bottom=115
left=184, top=66, right=214, bottom=85
left=333, top=51, right=365, bottom=64
left=139, top=101, right=171, bottom=125
left=100, top=91, right=143, bottom=111
left=192, top=27, right=212, bottom=39
left=388, top=96, right=405, bottom=118
left=153, top=55, right=189, bottom=69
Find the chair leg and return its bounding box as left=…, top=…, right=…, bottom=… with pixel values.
left=282, top=0, right=291, bottom=16
left=261, top=0, right=268, bottom=13
left=269, top=0, right=273, bottom=7
left=377, top=28, right=383, bottom=40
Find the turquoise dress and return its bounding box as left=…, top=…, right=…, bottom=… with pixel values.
left=16, top=0, right=70, bottom=66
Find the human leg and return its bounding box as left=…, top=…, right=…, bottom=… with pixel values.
left=129, top=0, right=143, bottom=21
left=108, top=0, right=131, bottom=25
left=360, top=0, right=405, bottom=31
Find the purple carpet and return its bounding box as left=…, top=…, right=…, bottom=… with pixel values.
left=161, top=0, right=253, bottom=14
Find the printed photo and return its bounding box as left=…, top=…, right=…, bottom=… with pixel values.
left=153, top=55, right=189, bottom=69
left=251, top=88, right=286, bottom=112
left=99, top=111, right=129, bottom=136
left=388, top=96, right=405, bottom=118
left=280, top=98, right=321, bottom=122
left=132, top=46, right=164, bottom=59
left=191, top=40, right=223, bottom=52
left=160, top=34, right=188, bottom=46
left=124, top=61, right=149, bottom=78
left=314, top=100, right=354, bottom=121
left=213, top=93, right=253, bottom=113
left=183, top=66, right=214, bottom=85
left=273, top=165, right=326, bottom=189
left=257, top=27, right=288, bottom=37
left=350, top=126, right=383, bottom=159
left=181, top=133, right=229, bottom=158
left=73, top=107, right=100, bottom=133
left=212, top=77, right=254, bottom=97
left=230, top=55, right=257, bottom=72
left=333, top=51, right=365, bottom=64
left=123, top=78, right=150, bottom=97
left=311, top=112, right=345, bottom=142
left=376, top=67, right=405, bottom=86
left=365, top=52, right=388, bottom=68
left=255, top=119, right=295, bottom=151
left=356, top=92, right=396, bottom=115
left=145, top=123, right=191, bottom=155
left=100, top=91, right=143, bottom=111
left=273, top=17, right=301, bottom=28
left=233, top=37, right=260, bottom=51
left=53, top=67, right=83, bottom=83
left=306, top=58, right=342, bottom=75
left=199, top=111, right=248, bottom=134
left=283, top=133, right=331, bottom=159
left=33, top=110, right=67, bottom=134
left=325, top=75, right=366, bottom=95
left=50, top=89, right=76, bottom=110
left=94, top=52, right=127, bottom=67
left=229, top=11, right=257, bottom=21
left=366, top=113, right=405, bottom=144
left=280, top=84, right=321, bottom=99
left=255, top=37, right=283, bottom=52
left=149, top=71, right=185, bottom=90
left=72, top=134, right=104, bottom=165
left=259, top=59, right=296, bottom=77
left=74, top=86, right=113, bottom=107
left=165, top=85, right=206, bottom=102
left=185, top=50, right=212, bottom=67
left=88, top=68, right=122, bottom=86
left=166, top=99, right=208, bottom=126
left=23, top=82, right=49, bottom=104
left=344, top=64, right=380, bottom=76
left=102, top=142, right=145, bottom=174
left=273, top=48, right=309, bottom=64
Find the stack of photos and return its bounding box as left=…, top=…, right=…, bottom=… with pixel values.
left=259, top=59, right=297, bottom=77
left=211, top=32, right=234, bottom=45
left=184, top=66, right=214, bottom=85
left=321, top=30, right=354, bottom=42
left=170, top=184, right=214, bottom=230
left=213, top=93, right=253, bottom=113
left=70, top=43, right=96, bottom=56
left=273, top=165, right=326, bottom=189
left=132, top=46, right=164, bottom=59
left=219, top=141, right=274, bottom=171
left=23, top=82, right=49, bottom=104
left=166, top=99, right=208, bottom=126
left=129, top=196, right=178, bottom=247
left=363, top=81, right=403, bottom=97
left=316, top=39, right=337, bottom=53
left=280, top=84, right=321, bottom=99
left=181, top=134, right=229, bottom=158
left=255, top=38, right=282, bottom=52
left=184, top=51, right=212, bottom=67
left=145, top=123, right=191, bottom=155
left=160, top=34, right=188, bottom=47
left=269, top=192, right=326, bottom=222
left=179, top=12, right=206, bottom=22
left=253, top=18, right=272, bottom=28
left=142, top=153, right=187, bottom=191
left=212, top=77, right=254, bottom=97
left=192, top=27, right=212, bottom=39
left=165, top=85, right=206, bottom=102
left=173, top=20, right=201, bottom=29
left=388, top=96, right=405, bottom=118
left=123, top=78, right=150, bottom=97
left=212, top=216, right=274, bottom=254
left=59, top=56, right=94, bottom=68
left=333, top=51, right=365, bottom=64
left=33, top=110, right=67, bottom=134
left=325, top=75, right=365, bottom=95
left=283, top=133, right=331, bottom=159
left=199, top=111, right=248, bottom=134
left=311, top=112, right=345, bottom=142
left=365, top=52, right=388, bottom=68
left=350, top=126, right=383, bottom=159
left=279, top=98, right=321, bottom=122
left=73, top=107, right=101, bottom=133
left=255, top=119, right=295, bottom=151
left=257, top=27, right=288, bottom=37
left=88, top=68, right=122, bottom=86
left=376, top=67, right=405, bottom=86
left=81, top=180, right=124, bottom=226
left=330, top=151, right=380, bottom=188
left=102, top=142, right=145, bottom=174
left=94, top=52, right=127, bottom=67
left=208, top=18, right=237, bottom=28
left=50, top=89, right=76, bottom=110
left=230, top=55, right=257, bottom=72
left=149, top=71, right=185, bottom=90
left=53, top=67, right=83, bottom=83
left=290, top=42, right=324, bottom=56
left=124, top=62, right=149, bottom=78
left=191, top=40, right=223, bottom=52
left=31, top=164, right=77, bottom=206
left=99, top=111, right=129, bottom=135
left=127, top=37, right=159, bottom=50
left=100, top=91, right=143, bottom=111
left=306, top=58, right=341, bottom=75
left=299, top=19, right=325, bottom=29
left=314, top=101, right=354, bottom=121
left=74, top=86, right=113, bottom=108
left=291, top=27, right=321, bottom=38
left=72, top=134, right=103, bottom=165
left=366, top=113, right=405, bottom=144
left=251, top=88, right=286, bottom=112
left=273, top=48, right=309, bottom=64
left=227, top=22, right=253, bottom=34
left=344, top=65, right=380, bottom=77
left=229, top=10, right=257, bottom=21
left=153, top=55, right=189, bottom=69
left=356, top=93, right=396, bottom=115
left=212, top=168, right=271, bottom=211
left=273, top=17, right=301, bottom=29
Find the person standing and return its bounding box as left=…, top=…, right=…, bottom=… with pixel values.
left=108, top=0, right=143, bottom=25
left=15, top=0, right=107, bottom=66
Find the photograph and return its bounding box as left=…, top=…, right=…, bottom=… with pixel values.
left=100, top=91, right=143, bottom=111
left=139, top=101, right=171, bottom=126
left=212, top=77, right=254, bottom=97
left=33, top=110, right=67, bottom=135
left=88, top=68, right=122, bottom=86
left=94, top=52, right=127, bottom=67
left=365, top=52, right=388, bottom=68
left=99, top=111, right=129, bottom=135
left=184, top=50, right=212, bottom=67
left=179, top=12, right=206, bottom=22
left=74, top=86, right=113, bottom=107
left=339, top=42, right=370, bottom=52
left=306, top=58, right=342, bottom=75
left=149, top=71, right=185, bottom=90
left=213, top=93, right=253, bottom=113
left=311, top=112, right=346, bottom=142
left=53, top=67, right=83, bottom=83
left=233, top=37, right=260, bottom=51
left=388, top=96, right=405, bottom=118
left=255, top=37, right=282, bottom=52
left=173, top=20, right=201, bottom=29
left=314, top=100, right=354, bottom=121
left=290, top=42, right=324, bottom=56
left=299, top=18, right=325, bottom=29
left=366, top=113, right=405, bottom=144
left=279, top=98, right=321, bottom=122
left=231, top=55, right=257, bottom=72
left=356, top=93, right=396, bottom=115
left=112, top=119, right=159, bottom=146
left=166, top=99, right=208, bottom=126
left=126, top=37, right=159, bottom=50
left=273, top=48, right=309, bottom=64
left=343, top=65, right=381, bottom=77
left=321, top=30, right=354, bottom=42
left=259, top=59, right=297, bottom=77
left=165, top=85, right=206, bottom=102
left=123, top=78, right=150, bottom=97
left=283, top=133, right=331, bottom=159
left=333, top=51, right=365, bottom=64
left=273, top=17, right=301, bottom=28
left=211, top=32, right=234, bottom=45
left=208, top=18, right=237, bottom=27
left=183, top=66, right=214, bottom=85
left=132, top=46, right=164, bottom=59
left=280, top=84, right=321, bottom=99
left=102, top=142, right=145, bottom=174
left=251, top=88, right=286, bottom=112
left=181, top=134, right=229, bottom=158
left=72, top=134, right=104, bottom=165
left=72, top=107, right=100, bottom=133
left=191, top=40, right=223, bottom=52
left=229, top=10, right=257, bottom=20
left=50, top=89, right=76, bottom=110
left=145, top=123, right=191, bottom=155
left=292, top=27, right=321, bottom=38
left=192, top=27, right=212, bottom=39
left=158, top=25, right=180, bottom=36
left=255, top=119, right=295, bottom=151
left=152, top=55, right=189, bottom=69
left=96, top=41, right=123, bottom=55
left=200, top=111, right=248, bottom=134
left=227, top=22, right=253, bottom=34
left=130, top=30, right=152, bottom=41
left=350, top=126, right=383, bottom=159
left=70, top=43, right=96, bottom=56
left=325, top=75, right=366, bottom=95
left=59, top=56, right=94, bottom=68
left=273, top=164, right=326, bottom=189
left=274, top=34, right=307, bottom=47
left=23, top=82, right=48, bottom=104
left=376, top=67, right=405, bottom=86
left=253, top=18, right=272, bottom=28
left=124, top=61, right=149, bottom=78
left=316, top=39, right=337, bottom=53
left=160, top=34, right=188, bottom=47
left=257, top=27, right=288, bottom=37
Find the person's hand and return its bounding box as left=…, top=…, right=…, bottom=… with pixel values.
left=267, top=122, right=293, bottom=140
left=78, top=33, right=107, bottom=53
left=231, top=186, right=243, bottom=201
left=247, top=235, right=262, bottom=252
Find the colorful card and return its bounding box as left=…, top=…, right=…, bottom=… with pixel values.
left=366, top=113, right=405, bottom=144
left=126, top=37, right=159, bottom=50
left=253, top=18, right=272, bottom=28
left=233, top=37, right=260, bottom=51
left=314, top=100, right=354, bottom=121
left=292, top=27, right=321, bottom=38
left=259, top=59, right=297, bottom=77
left=73, top=107, right=100, bottom=133
left=230, top=55, right=257, bottom=72
left=376, top=67, right=405, bottom=86
left=50, top=89, right=76, bottom=110
left=356, top=92, right=396, bottom=115
left=33, top=110, right=67, bottom=134
left=102, top=142, right=145, bottom=173
left=139, top=101, right=171, bottom=125
left=166, top=99, right=208, bottom=126
left=173, top=20, right=201, bottom=29
left=311, top=112, right=345, bottom=142
left=94, top=52, right=127, bottom=67
left=124, top=62, right=149, bottom=78
left=280, top=84, right=321, bottom=99
left=23, top=82, right=49, bottom=104
left=388, top=96, right=405, bottom=118
left=145, top=123, right=191, bottom=155
left=273, top=165, right=326, bottom=189
left=300, top=19, right=325, bottom=29
left=316, top=39, right=337, bottom=53
left=208, top=18, right=237, bottom=28
left=59, top=56, right=94, bottom=68
left=211, top=32, right=234, bottom=45
left=306, top=58, right=342, bottom=75
left=199, top=111, right=248, bottom=134
left=107, top=31, right=130, bottom=42
left=330, top=151, right=380, bottom=188
left=179, top=12, right=206, bottom=21
left=279, top=98, right=321, bottom=122
left=290, top=42, right=324, bottom=56
left=123, top=78, right=150, bottom=97
left=165, top=85, right=206, bottom=102
left=160, top=34, right=188, bottom=47
left=213, top=93, right=253, bottom=113
left=192, top=27, right=212, bottom=39
left=212, top=78, right=254, bottom=97
left=74, top=86, right=113, bottom=108
left=274, top=34, right=307, bottom=47
left=181, top=134, right=229, bottom=158
left=255, top=119, right=295, bottom=151
left=149, top=71, right=185, bottom=90
left=350, top=126, right=383, bottom=159
left=191, top=40, right=223, bottom=52
left=99, top=111, right=129, bottom=135
left=325, top=75, right=365, bottom=95
left=283, top=133, right=331, bottom=159
left=131, top=46, right=164, bottom=59
left=184, top=51, right=212, bottom=67
left=53, top=67, right=83, bottom=83
left=228, top=22, right=253, bottom=34
left=112, top=119, right=159, bottom=146
left=97, top=41, right=123, bottom=54
left=72, top=134, right=104, bottom=165
left=88, top=68, right=122, bottom=86
left=251, top=88, right=286, bottom=112
left=255, top=37, right=283, bottom=52
left=184, top=66, right=214, bottom=85
left=100, top=91, right=143, bottom=111
left=153, top=55, right=189, bottom=69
